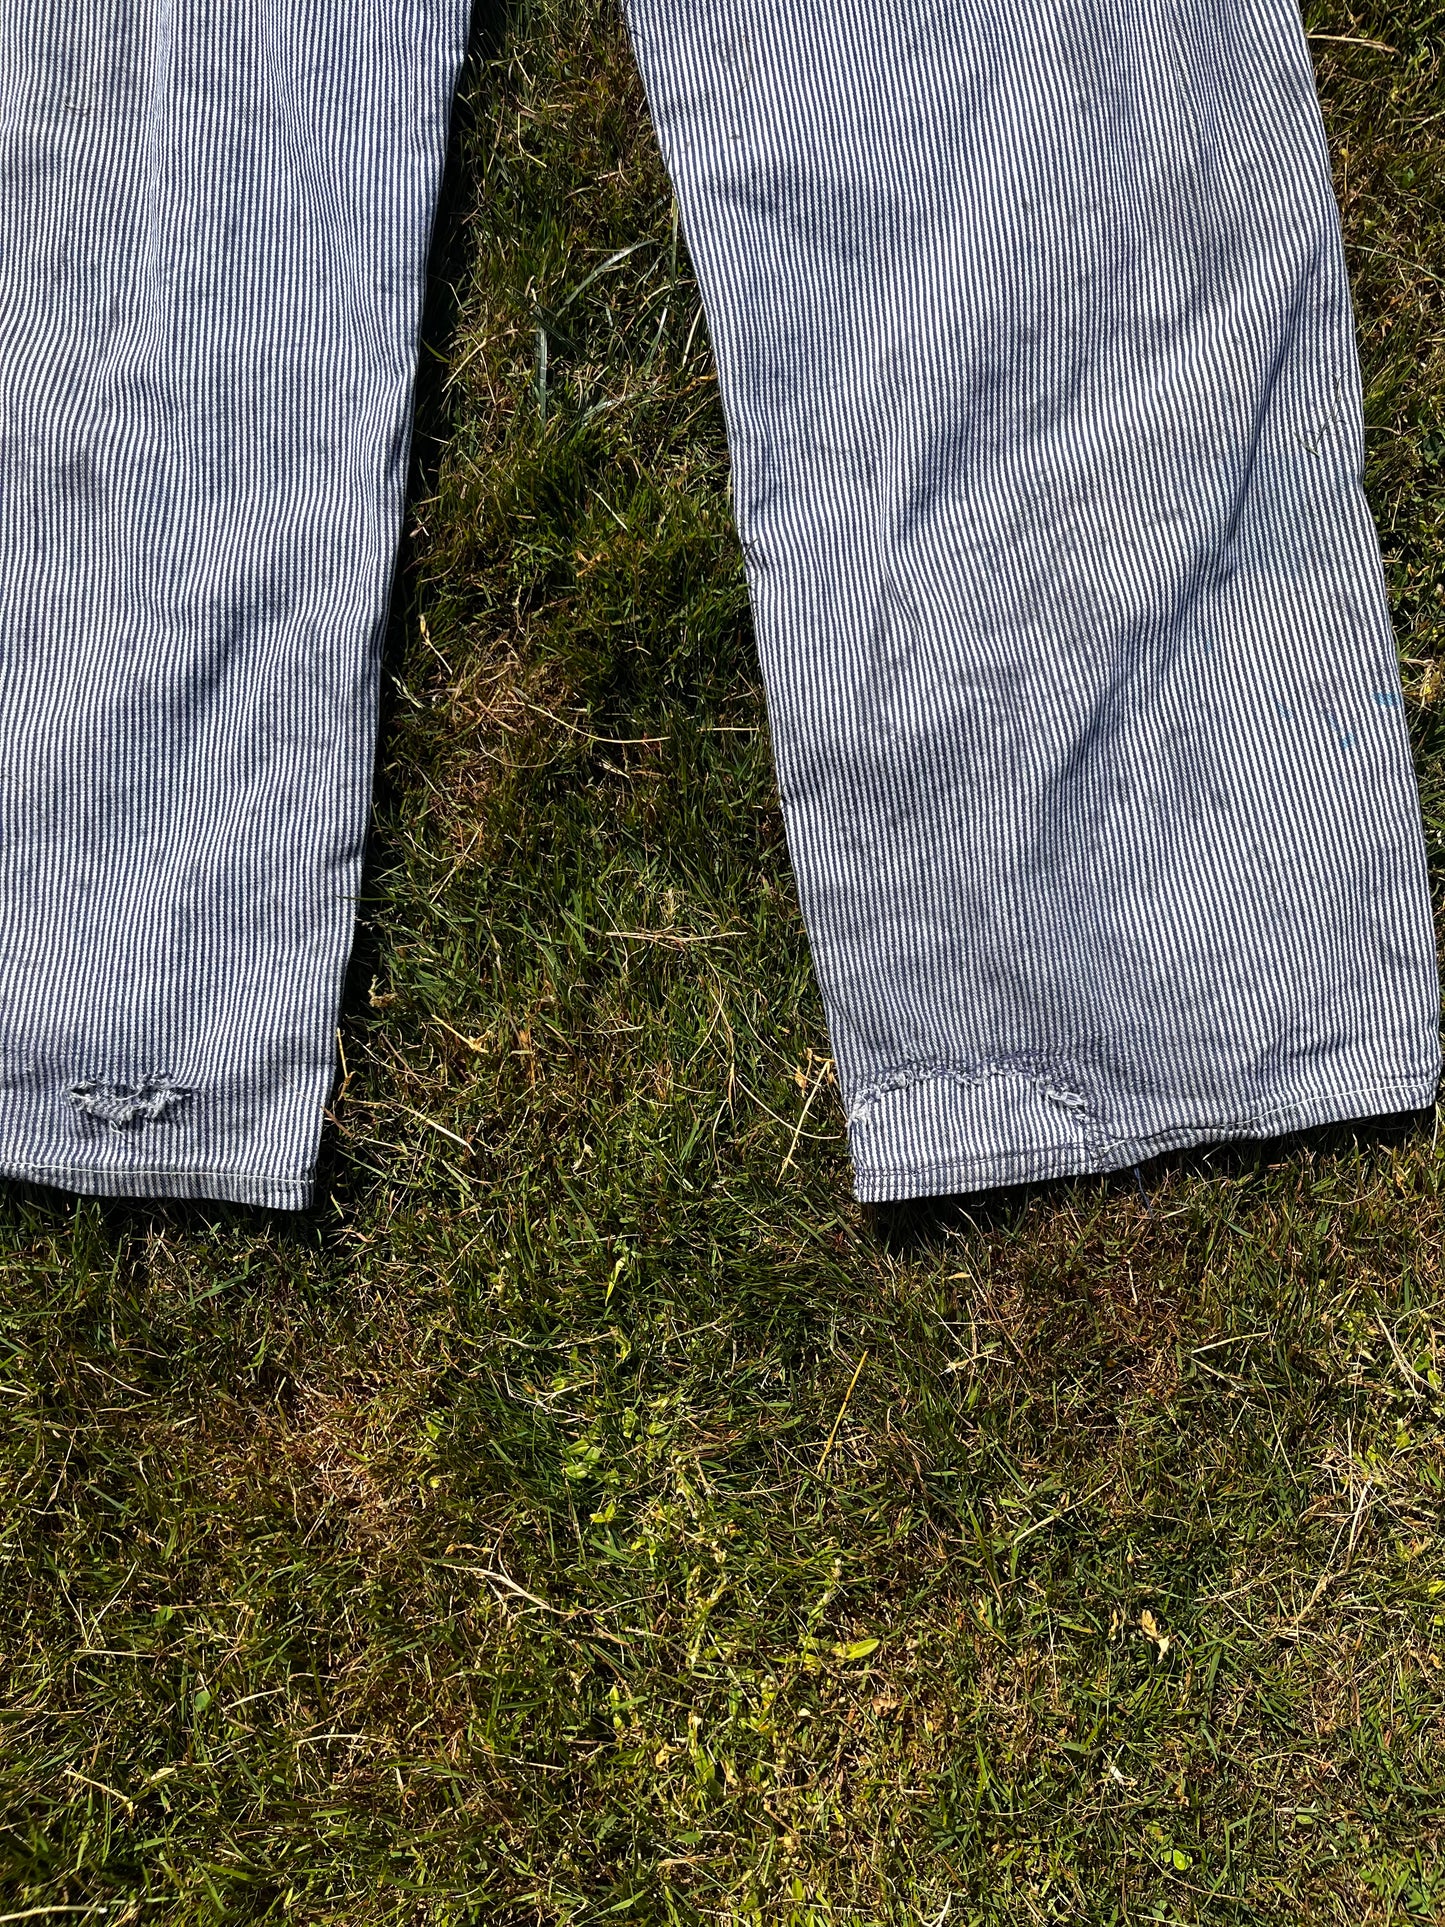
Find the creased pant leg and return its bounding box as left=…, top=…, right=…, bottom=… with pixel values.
left=626, top=0, right=1442, bottom=1200
left=0, top=0, right=470, bottom=1206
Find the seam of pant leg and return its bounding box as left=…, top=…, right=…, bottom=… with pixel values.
left=0, top=1168, right=311, bottom=1211
left=851, top=1071, right=1442, bottom=1185
left=4, top=1162, right=308, bottom=1186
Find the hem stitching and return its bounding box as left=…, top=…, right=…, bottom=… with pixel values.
left=853, top=1072, right=1440, bottom=1189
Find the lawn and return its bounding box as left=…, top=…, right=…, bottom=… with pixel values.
left=2, top=3, right=1443, bottom=1921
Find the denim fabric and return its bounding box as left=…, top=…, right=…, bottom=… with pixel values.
left=0, top=2, right=1438, bottom=1210
left=626, top=0, right=1441, bottom=1199
left=0, top=1, right=469, bottom=1204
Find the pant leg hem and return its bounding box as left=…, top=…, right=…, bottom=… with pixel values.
left=0, top=1161, right=313, bottom=1211
left=852, top=1071, right=1442, bottom=1204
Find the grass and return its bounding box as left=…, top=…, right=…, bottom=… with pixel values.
left=1, top=2, right=1443, bottom=1920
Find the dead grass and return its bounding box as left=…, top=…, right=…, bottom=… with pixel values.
left=0, top=2, right=1442, bottom=1922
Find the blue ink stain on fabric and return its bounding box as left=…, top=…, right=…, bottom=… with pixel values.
left=1339, top=732, right=1357, bottom=749
left=1373, top=690, right=1402, bottom=709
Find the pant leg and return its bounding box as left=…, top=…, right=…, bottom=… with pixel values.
left=0, top=0, right=469, bottom=1206
left=626, top=0, right=1442, bottom=1201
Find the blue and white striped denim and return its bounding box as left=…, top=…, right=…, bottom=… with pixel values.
left=0, top=1, right=1437, bottom=1210
left=627, top=0, right=1441, bottom=1199
left=0, top=0, right=469, bottom=1205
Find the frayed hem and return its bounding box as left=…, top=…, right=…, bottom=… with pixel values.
left=852, top=1072, right=1441, bottom=1204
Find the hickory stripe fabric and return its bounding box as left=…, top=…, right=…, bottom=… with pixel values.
left=0, top=1, right=468, bottom=1204
left=628, top=0, right=1442, bottom=1200
left=0, top=4, right=1438, bottom=1213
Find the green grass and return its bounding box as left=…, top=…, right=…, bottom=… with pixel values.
left=2, top=4, right=1444, bottom=1921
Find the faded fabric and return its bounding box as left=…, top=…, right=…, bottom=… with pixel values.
left=0, top=1, right=1437, bottom=1210
left=0, top=0, right=469, bottom=1204
left=627, top=0, right=1441, bottom=1199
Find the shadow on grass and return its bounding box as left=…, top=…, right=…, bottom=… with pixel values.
left=867, top=1100, right=1439, bottom=1254
left=348, top=0, right=515, bottom=996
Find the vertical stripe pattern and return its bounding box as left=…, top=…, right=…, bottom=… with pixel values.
left=0, top=0, right=468, bottom=1205
left=627, top=0, right=1442, bottom=1199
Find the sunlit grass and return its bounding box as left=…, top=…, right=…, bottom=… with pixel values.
left=1, top=4, right=1442, bottom=1921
